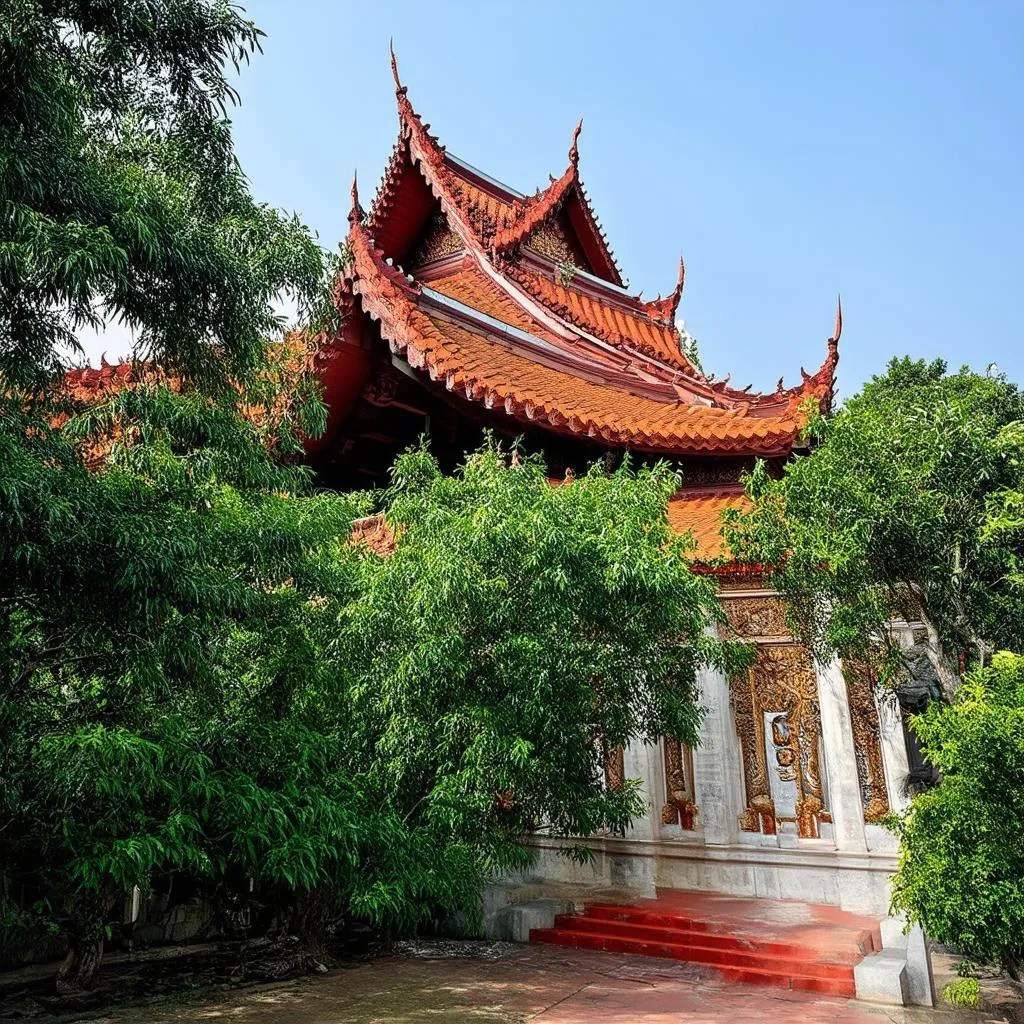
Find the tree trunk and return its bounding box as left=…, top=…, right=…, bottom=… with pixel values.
left=917, top=606, right=960, bottom=703
left=293, top=888, right=338, bottom=962
left=55, top=892, right=115, bottom=995
left=55, top=930, right=104, bottom=995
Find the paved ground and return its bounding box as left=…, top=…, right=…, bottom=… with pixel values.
left=96, top=945, right=1004, bottom=1024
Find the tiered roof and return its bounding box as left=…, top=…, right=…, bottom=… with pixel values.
left=326, top=51, right=841, bottom=464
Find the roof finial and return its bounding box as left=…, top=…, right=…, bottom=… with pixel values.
left=389, top=39, right=406, bottom=95
left=830, top=294, right=843, bottom=346
left=569, top=118, right=583, bottom=168
left=673, top=253, right=686, bottom=303
left=348, top=171, right=364, bottom=227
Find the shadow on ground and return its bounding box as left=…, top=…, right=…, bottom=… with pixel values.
left=3, top=941, right=1012, bottom=1024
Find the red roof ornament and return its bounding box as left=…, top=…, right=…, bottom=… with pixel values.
left=643, top=254, right=685, bottom=322
left=830, top=295, right=843, bottom=346
left=569, top=119, right=583, bottom=168
left=348, top=171, right=364, bottom=227
left=389, top=39, right=406, bottom=95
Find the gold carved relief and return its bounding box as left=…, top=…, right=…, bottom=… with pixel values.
left=661, top=737, right=698, bottom=830
left=604, top=744, right=625, bottom=792
left=721, top=596, right=791, bottom=638
left=843, top=659, right=891, bottom=822
left=412, top=211, right=462, bottom=266
left=527, top=222, right=576, bottom=265
left=733, top=644, right=826, bottom=839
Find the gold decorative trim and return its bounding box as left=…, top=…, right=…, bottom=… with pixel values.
left=733, top=644, right=826, bottom=838
left=412, top=211, right=462, bottom=265
left=661, top=737, right=698, bottom=830
left=604, top=744, right=625, bottom=792
left=843, top=659, right=891, bottom=822
left=526, top=222, right=575, bottom=265
left=722, top=595, right=791, bottom=638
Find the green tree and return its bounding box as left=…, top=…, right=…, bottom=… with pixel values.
left=889, top=651, right=1024, bottom=972
left=0, top=0, right=344, bottom=992
left=0, top=0, right=746, bottom=995
left=725, top=358, right=1024, bottom=697
left=323, top=442, right=748, bottom=883
left=1, top=0, right=329, bottom=389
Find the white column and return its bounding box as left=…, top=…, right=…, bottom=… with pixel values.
left=814, top=655, right=869, bottom=852
left=875, top=687, right=912, bottom=815
left=693, top=660, right=743, bottom=846
left=622, top=739, right=664, bottom=841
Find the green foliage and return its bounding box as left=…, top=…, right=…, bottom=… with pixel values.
left=677, top=326, right=703, bottom=374
left=889, top=652, right=1024, bottom=969
left=981, top=421, right=1024, bottom=591
left=724, top=358, right=1024, bottom=692
left=325, top=442, right=747, bottom=871
left=942, top=977, right=981, bottom=1009
left=0, top=0, right=331, bottom=391
left=0, top=379, right=370, bottom=961
left=0, top=0, right=342, bottom=987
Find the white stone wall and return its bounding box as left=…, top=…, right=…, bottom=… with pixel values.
left=522, top=594, right=916, bottom=918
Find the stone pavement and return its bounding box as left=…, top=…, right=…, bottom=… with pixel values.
left=101, top=944, right=1003, bottom=1024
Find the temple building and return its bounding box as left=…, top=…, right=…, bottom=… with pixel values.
left=309, top=54, right=919, bottom=932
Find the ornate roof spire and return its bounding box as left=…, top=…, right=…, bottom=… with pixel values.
left=641, top=253, right=686, bottom=325
left=569, top=119, right=583, bottom=168
left=348, top=171, right=364, bottom=226
left=389, top=39, right=406, bottom=95
left=830, top=294, right=843, bottom=346
left=673, top=253, right=685, bottom=304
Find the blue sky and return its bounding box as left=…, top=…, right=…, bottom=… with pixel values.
left=85, top=2, right=1024, bottom=399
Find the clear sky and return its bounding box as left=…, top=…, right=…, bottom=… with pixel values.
left=81, top=1, right=1024, bottom=400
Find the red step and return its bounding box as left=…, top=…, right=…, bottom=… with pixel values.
left=550, top=913, right=863, bottom=964
left=531, top=927, right=855, bottom=991
left=582, top=902, right=877, bottom=954
left=529, top=896, right=876, bottom=998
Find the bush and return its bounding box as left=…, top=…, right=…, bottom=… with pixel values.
left=942, top=977, right=981, bottom=1009
left=889, top=652, right=1024, bottom=971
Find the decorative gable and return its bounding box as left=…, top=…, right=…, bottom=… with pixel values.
left=411, top=209, right=463, bottom=267
left=525, top=215, right=591, bottom=273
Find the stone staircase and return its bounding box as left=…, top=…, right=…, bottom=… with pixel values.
left=529, top=889, right=883, bottom=998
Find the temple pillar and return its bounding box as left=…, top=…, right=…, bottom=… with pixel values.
left=622, top=740, right=664, bottom=841
left=814, top=655, right=869, bottom=852
left=876, top=688, right=912, bottom=815
left=693, top=656, right=743, bottom=846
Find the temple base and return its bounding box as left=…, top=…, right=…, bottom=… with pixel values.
left=522, top=837, right=897, bottom=916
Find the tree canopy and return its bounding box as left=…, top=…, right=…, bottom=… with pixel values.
left=1, top=0, right=329, bottom=390
left=725, top=358, right=1024, bottom=696
left=329, top=444, right=747, bottom=876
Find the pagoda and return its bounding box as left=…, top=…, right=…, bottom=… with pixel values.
left=312, top=56, right=923, bottom=980
left=310, top=52, right=841, bottom=562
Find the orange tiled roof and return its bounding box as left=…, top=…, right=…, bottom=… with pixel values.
left=339, top=54, right=841, bottom=460
left=374, top=51, right=623, bottom=286
left=509, top=265, right=697, bottom=374
left=345, top=215, right=814, bottom=456
left=492, top=154, right=578, bottom=254
left=426, top=263, right=559, bottom=340
left=667, top=490, right=751, bottom=561
left=444, top=172, right=516, bottom=242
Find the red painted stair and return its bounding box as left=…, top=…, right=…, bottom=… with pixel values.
left=529, top=891, right=882, bottom=997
